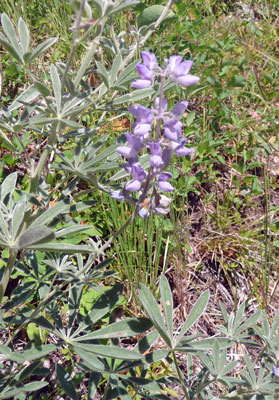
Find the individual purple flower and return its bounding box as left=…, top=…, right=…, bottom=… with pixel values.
left=149, top=142, right=164, bottom=167
left=131, top=51, right=159, bottom=88
left=153, top=194, right=172, bottom=215
left=125, top=164, right=146, bottom=191
left=139, top=206, right=150, bottom=219
left=164, top=118, right=182, bottom=141
left=273, top=365, right=279, bottom=377
left=173, top=137, right=194, bottom=156
left=171, top=100, right=189, bottom=117
left=158, top=172, right=174, bottom=191
left=110, top=190, right=125, bottom=201
left=167, top=56, right=200, bottom=87
left=117, top=132, right=142, bottom=158
left=129, top=104, right=154, bottom=138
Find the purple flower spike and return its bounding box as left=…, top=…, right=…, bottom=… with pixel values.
left=158, top=172, right=174, bottom=192
left=174, top=137, right=194, bottom=156
left=168, top=56, right=200, bottom=87
left=149, top=142, right=163, bottom=167
left=164, top=118, right=182, bottom=141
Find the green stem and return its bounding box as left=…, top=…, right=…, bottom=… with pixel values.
left=171, top=350, right=189, bottom=400
left=0, top=249, right=18, bottom=305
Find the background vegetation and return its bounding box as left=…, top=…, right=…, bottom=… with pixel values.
left=1, top=0, right=279, bottom=398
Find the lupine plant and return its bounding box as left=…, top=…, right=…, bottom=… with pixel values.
left=1, top=1, right=279, bottom=399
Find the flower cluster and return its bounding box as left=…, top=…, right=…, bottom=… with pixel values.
left=112, top=51, right=200, bottom=218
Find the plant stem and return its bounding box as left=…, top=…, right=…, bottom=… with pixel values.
left=171, top=349, right=189, bottom=400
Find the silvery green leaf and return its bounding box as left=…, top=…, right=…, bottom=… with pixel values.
left=0, top=382, right=49, bottom=399
left=28, top=37, right=57, bottom=62
left=73, top=343, right=142, bottom=360
left=56, top=364, right=78, bottom=400
left=55, top=224, right=92, bottom=239
left=15, top=226, right=55, bottom=249
left=0, top=207, right=9, bottom=240
left=75, top=348, right=106, bottom=373
left=138, top=283, right=172, bottom=348
left=14, top=360, right=41, bottom=382
left=0, top=120, right=14, bottom=134
left=109, top=87, right=154, bottom=105
left=1, top=171, right=17, bottom=202
left=114, top=60, right=138, bottom=87
left=1, top=13, right=23, bottom=62
left=18, top=17, right=30, bottom=54
left=159, top=274, right=173, bottom=341
left=34, top=81, right=51, bottom=97
left=23, top=51, right=33, bottom=63
left=9, top=85, right=40, bottom=111
left=30, top=197, right=70, bottom=227
left=72, top=285, right=123, bottom=337
left=68, top=282, right=83, bottom=330
left=96, top=61, right=110, bottom=88
left=73, top=318, right=152, bottom=342
left=109, top=52, right=122, bottom=86
left=0, top=33, right=23, bottom=63
left=144, top=349, right=169, bottom=364
left=50, top=64, right=62, bottom=112
left=124, top=376, right=163, bottom=393
left=27, top=242, right=99, bottom=253
left=106, top=1, right=139, bottom=16
left=134, top=331, right=159, bottom=354
left=88, top=372, right=101, bottom=399
left=175, top=290, right=210, bottom=346
left=11, top=196, right=27, bottom=241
